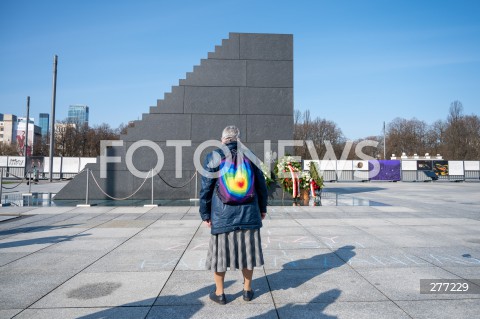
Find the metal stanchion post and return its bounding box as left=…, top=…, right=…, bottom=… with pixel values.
left=144, top=168, right=158, bottom=207
left=23, top=170, right=33, bottom=197
left=0, top=168, right=8, bottom=207
left=190, top=171, right=199, bottom=202
left=77, top=168, right=92, bottom=207
left=29, top=171, right=32, bottom=193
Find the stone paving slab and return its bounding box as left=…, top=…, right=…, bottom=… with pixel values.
left=265, top=267, right=389, bottom=303
left=13, top=307, right=150, bottom=319
left=0, top=309, right=22, bottom=319
left=355, top=267, right=480, bottom=301
left=0, top=216, right=18, bottom=222
left=1, top=182, right=480, bottom=318
left=31, top=271, right=171, bottom=308
left=261, top=234, right=328, bottom=250
left=263, top=249, right=346, bottom=270
left=84, top=249, right=184, bottom=272
left=0, top=252, right=30, bottom=267
left=0, top=270, right=73, bottom=309
left=275, top=301, right=410, bottom=319
left=116, top=236, right=192, bottom=252
left=147, top=304, right=277, bottom=319
left=396, top=299, right=480, bottom=319
left=156, top=270, right=273, bottom=306
left=335, top=247, right=437, bottom=268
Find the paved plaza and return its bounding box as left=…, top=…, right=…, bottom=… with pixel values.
left=0, top=181, right=479, bottom=318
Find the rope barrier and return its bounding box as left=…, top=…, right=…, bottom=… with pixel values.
left=1, top=175, right=26, bottom=190
left=69, top=167, right=199, bottom=203
left=89, top=169, right=152, bottom=201
left=156, top=171, right=197, bottom=189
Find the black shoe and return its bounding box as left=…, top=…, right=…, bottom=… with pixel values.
left=243, top=289, right=254, bottom=301
left=209, top=291, right=226, bottom=305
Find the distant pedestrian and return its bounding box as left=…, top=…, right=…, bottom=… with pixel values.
left=199, top=126, right=268, bottom=305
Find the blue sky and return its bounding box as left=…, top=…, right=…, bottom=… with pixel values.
left=1, top=0, right=479, bottom=139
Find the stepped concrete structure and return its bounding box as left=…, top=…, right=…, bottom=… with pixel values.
left=55, top=33, right=294, bottom=200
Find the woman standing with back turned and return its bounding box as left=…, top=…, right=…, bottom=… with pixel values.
left=199, top=125, right=268, bottom=305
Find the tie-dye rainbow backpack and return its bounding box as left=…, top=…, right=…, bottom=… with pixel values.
left=216, top=150, right=255, bottom=205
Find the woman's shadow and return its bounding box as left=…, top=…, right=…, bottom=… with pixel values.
left=77, top=246, right=356, bottom=319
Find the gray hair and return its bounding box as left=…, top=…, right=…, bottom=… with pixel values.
left=221, top=125, right=240, bottom=143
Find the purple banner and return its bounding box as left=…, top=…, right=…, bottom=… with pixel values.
left=369, top=160, right=401, bottom=181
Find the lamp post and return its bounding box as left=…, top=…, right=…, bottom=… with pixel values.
left=49, top=55, right=58, bottom=182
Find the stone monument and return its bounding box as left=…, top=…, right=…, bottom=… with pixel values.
left=55, top=32, right=293, bottom=200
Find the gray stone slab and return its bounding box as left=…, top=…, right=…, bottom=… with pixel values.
left=191, top=114, right=246, bottom=142
left=13, top=307, right=150, bottom=319
left=0, top=270, right=72, bottom=309
left=123, top=141, right=195, bottom=171
left=32, top=271, right=171, bottom=308
left=0, top=207, right=34, bottom=215
left=246, top=60, right=292, bottom=87
left=4, top=226, right=88, bottom=241
left=265, top=267, right=387, bottom=303
left=0, top=309, right=22, bottom=319
left=181, top=60, right=246, bottom=87
left=185, top=86, right=239, bottom=114
left=314, top=234, right=391, bottom=250
left=148, top=218, right=200, bottom=226
left=336, top=248, right=437, bottom=268
left=93, top=219, right=152, bottom=228
left=396, top=299, right=480, bottom=319
left=295, top=218, right=348, bottom=227
left=156, top=270, right=272, bottom=305
left=175, top=249, right=209, bottom=270
left=276, top=300, right=410, bottom=319
left=68, top=206, right=117, bottom=214
left=359, top=225, right=464, bottom=248
left=2, top=251, right=103, bottom=275
left=18, top=206, right=76, bottom=215
left=355, top=267, right=474, bottom=301
left=305, top=225, right=370, bottom=237
left=239, top=33, right=293, bottom=61
left=116, top=237, right=191, bottom=251
left=401, top=247, right=480, bottom=267
left=240, top=87, right=292, bottom=115
left=0, top=252, right=30, bottom=266
left=0, top=236, right=58, bottom=253
left=185, top=237, right=210, bottom=251
left=123, top=114, right=192, bottom=141
left=442, top=266, right=480, bottom=281
left=42, top=237, right=125, bottom=252
left=263, top=226, right=311, bottom=237
left=263, top=249, right=347, bottom=270
left=135, top=227, right=198, bottom=238
left=135, top=212, right=164, bottom=221
left=147, top=303, right=277, bottom=319
left=151, top=85, right=184, bottom=114
left=262, top=235, right=328, bottom=250
left=261, top=219, right=301, bottom=228
left=342, top=218, right=397, bottom=226
left=105, top=207, right=153, bottom=215
left=0, top=215, right=21, bottom=223
left=246, top=115, right=293, bottom=142
left=208, top=33, right=240, bottom=59
left=84, top=249, right=183, bottom=272
left=80, top=227, right=141, bottom=238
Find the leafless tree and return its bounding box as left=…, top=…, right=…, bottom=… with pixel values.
left=293, top=109, right=346, bottom=159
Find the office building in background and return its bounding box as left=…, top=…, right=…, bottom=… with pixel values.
left=67, top=105, right=89, bottom=126
left=39, top=113, right=49, bottom=137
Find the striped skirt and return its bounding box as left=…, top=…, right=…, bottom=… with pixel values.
left=206, top=229, right=264, bottom=272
